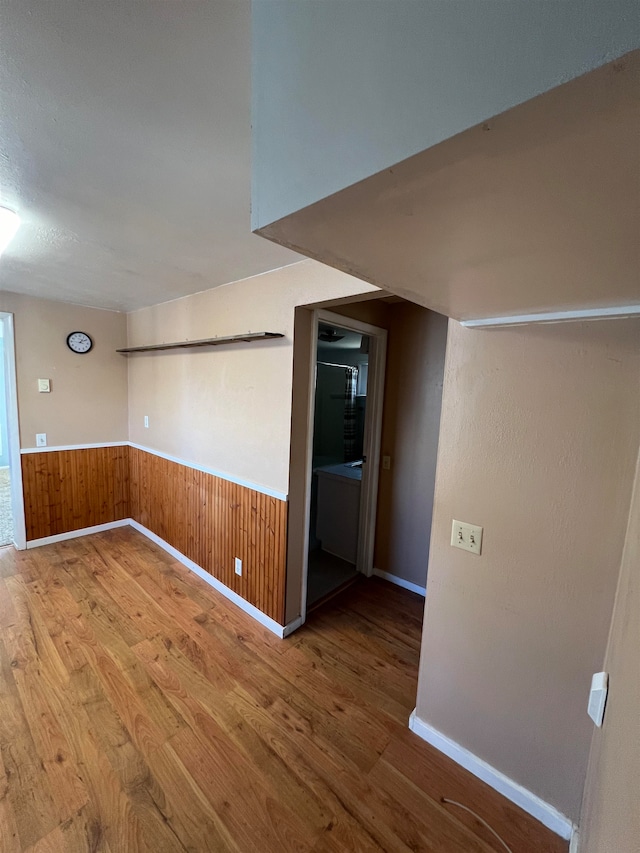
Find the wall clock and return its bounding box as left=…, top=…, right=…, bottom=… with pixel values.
left=66, top=331, right=93, bottom=354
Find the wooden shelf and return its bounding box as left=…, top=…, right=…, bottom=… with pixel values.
left=117, top=331, right=284, bottom=354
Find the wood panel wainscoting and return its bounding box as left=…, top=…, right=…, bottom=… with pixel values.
left=21, top=445, right=288, bottom=625
left=129, top=447, right=287, bottom=624
left=21, top=446, right=130, bottom=541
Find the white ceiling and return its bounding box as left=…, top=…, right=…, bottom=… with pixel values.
left=0, top=1, right=301, bottom=312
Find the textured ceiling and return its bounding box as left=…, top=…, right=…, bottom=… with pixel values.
left=0, top=1, right=301, bottom=311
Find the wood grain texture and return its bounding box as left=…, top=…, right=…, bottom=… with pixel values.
left=21, top=446, right=286, bottom=623
left=21, top=447, right=129, bottom=542
left=129, top=446, right=287, bottom=624
left=0, top=528, right=568, bottom=853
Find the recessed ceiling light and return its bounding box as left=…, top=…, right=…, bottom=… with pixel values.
left=0, top=207, right=20, bottom=257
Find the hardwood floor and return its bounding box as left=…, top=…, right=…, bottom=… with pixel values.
left=0, top=528, right=568, bottom=852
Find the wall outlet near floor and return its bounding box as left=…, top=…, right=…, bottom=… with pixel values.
left=144, top=415, right=149, bottom=428
left=451, top=519, right=483, bottom=555
left=234, top=557, right=242, bottom=576
left=36, top=433, right=47, bottom=447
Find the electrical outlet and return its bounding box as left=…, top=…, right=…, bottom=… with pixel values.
left=234, top=557, right=242, bottom=576
left=38, top=378, right=51, bottom=393
left=382, top=455, right=391, bottom=470
left=451, top=519, right=483, bottom=555
left=36, top=433, right=47, bottom=447
left=144, top=415, right=149, bottom=428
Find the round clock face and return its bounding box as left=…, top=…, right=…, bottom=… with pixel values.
left=66, top=331, right=93, bottom=354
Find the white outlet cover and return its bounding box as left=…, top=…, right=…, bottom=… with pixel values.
left=36, top=433, right=47, bottom=447
left=38, top=378, right=51, bottom=393
left=451, top=519, right=483, bottom=555
left=587, top=671, right=608, bottom=727
left=234, top=557, right=242, bottom=576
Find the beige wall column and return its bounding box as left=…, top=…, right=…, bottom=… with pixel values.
left=415, top=318, right=640, bottom=822
left=577, top=448, right=640, bottom=851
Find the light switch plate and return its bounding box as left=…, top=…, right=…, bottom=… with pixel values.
left=587, top=672, right=608, bottom=727
left=38, top=378, right=51, bottom=393
left=234, top=557, right=242, bottom=576
left=451, top=519, right=483, bottom=555
left=36, top=433, right=47, bottom=447
left=382, top=455, right=391, bottom=470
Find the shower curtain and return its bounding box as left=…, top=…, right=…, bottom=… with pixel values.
left=315, top=362, right=360, bottom=463
left=343, top=366, right=358, bottom=462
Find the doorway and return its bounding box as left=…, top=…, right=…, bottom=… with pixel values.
left=285, top=296, right=448, bottom=636
left=0, top=312, right=26, bottom=550
left=304, top=309, right=387, bottom=614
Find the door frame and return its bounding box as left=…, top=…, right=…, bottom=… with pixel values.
left=0, top=312, right=26, bottom=550
left=299, top=308, right=387, bottom=622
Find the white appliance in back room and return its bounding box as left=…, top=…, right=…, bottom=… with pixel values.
left=315, top=461, right=362, bottom=564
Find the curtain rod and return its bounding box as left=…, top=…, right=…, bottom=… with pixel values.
left=317, top=361, right=359, bottom=370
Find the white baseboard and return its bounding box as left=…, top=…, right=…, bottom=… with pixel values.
left=408, top=710, right=574, bottom=841
left=569, top=828, right=580, bottom=853
left=373, top=568, right=426, bottom=597
left=25, top=518, right=291, bottom=639
left=128, top=520, right=287, bottom=638
left=282, top=615, right=304, bottom=638
left=25, top=519, right=130, bottom=549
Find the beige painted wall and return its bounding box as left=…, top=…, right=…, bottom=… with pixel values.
left=127, top=260, right=376, bottom=495
left=415, top=318, right=640, bottom=822
left=578, top=449, right=640, bottom=852
left=375, top=304, right=447, bottom=588
left=0, top=291, right=128, bottom=447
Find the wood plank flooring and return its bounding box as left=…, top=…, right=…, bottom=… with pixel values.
left=0, top=528, right=568, bottom=852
